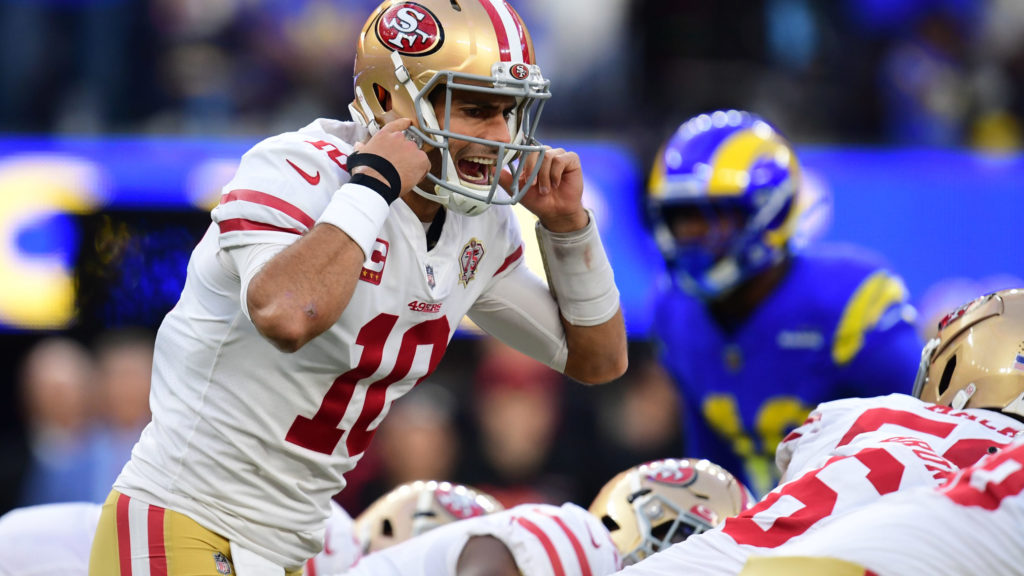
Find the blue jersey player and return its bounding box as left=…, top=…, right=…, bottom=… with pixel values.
left=646, top=110, right=922, bottom=496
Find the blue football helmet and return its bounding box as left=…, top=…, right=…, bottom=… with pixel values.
left=648, top=110, right=801, bottom=299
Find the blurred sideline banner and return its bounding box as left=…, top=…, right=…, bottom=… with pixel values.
left=800, top=148, right=1024, bottom=335
left=0, top=136, right=1020, bottom=336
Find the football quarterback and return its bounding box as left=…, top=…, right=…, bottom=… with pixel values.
left=89, top=0, right=626, bottom=573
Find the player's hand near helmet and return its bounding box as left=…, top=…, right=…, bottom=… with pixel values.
left=503, top=146, right=589, bottom=233
left=352, top=117, right=430, bottom=194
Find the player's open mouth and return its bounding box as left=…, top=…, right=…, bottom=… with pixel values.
left=456, top=156, right=495, bottom=186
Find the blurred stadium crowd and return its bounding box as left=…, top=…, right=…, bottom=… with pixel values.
left=2, top=325, right=681, bottom=524
left=1, top=0, right=1023, bottom=525
left=1, top=0, right=1023, bottom=151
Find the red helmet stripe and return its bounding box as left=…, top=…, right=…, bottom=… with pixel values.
left=504, top=2, right=533, bottom=64
left=478, top=0, right=524, bottom=62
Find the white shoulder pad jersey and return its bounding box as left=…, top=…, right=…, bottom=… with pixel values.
left=615, top=432, right=962, bottom=576
left=115, top=119, right=565, bottom=568
left=347, top=503, right=621, bottom=576
left=776, top=394, right=1024, bottom=483
left=0, top=502, right=101, bottom=576
left=753, top=436, right=1024, bottom=576
left=306, top=500, right=361, bottom=576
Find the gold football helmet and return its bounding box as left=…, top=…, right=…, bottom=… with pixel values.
left=589, top=458, right=755, bottom=566
left=350, top=0, right=551, bottom=216
left=913, top=288, right=1024, bottom=418
left=354, top=480, right=504, bottom=554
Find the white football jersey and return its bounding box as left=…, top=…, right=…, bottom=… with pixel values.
left=753, top=437, right=1024, bottom=576
left=614, top=434, right=959, bottom=576
left=777, top=394, right=1024, bottom=482
left=616, top=395, right=1024, bottom=576
left=0, top=502, right=101, bottom=576
left=306, top=500, right=361, bottom=576
left=347, top=503, right=620, bottom=576
left=115, top=118, right=568, bottom=568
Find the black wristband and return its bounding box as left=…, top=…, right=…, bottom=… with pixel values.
left=348, top=152, right=402, bottom=205
left=350, top=173, right=399, bottom=205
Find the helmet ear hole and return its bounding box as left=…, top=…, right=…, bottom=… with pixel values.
left=601, top=515, right=620, bottom=533
left=381, top=518, right=393, bottom=537
left=938, top=354, right=957, bottom=396
left=373, top=84, right=392, bottom=111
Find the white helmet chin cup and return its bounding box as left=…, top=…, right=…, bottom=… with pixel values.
left=410, top=182, right=491, bottom=217
left=447, top=192, right=491, bottom=216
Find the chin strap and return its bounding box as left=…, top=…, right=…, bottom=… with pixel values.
left=349, top=86, right=379, bottom=135
left=391, top=51, right=442, bottom=143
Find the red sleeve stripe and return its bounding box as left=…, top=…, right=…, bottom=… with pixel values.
left=219, top=218, right=304, bottom=235
left=221, top=189, right=316, bottom=229
left=516, top=516, right=565, bottom=576
left=116, top=493, right=133, bottom=576
left=495, top=245, right=524, bottom=275
left=545, top=514, right=592, bottom=576
left=147, top=505, right=168, bottom=576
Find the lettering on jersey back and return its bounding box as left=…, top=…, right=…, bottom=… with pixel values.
left=924, top=404, right=1023, bottom=439
left=360, top=239, right=389, bottom=285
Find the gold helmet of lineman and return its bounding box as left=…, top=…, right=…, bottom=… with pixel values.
left=354, top=480, right=504, bottom=554
left=589, top=458, right=755, bottom=566
left=913, top=288, right=1024, bottom=419
left=350, top=0, right=551, bottom=216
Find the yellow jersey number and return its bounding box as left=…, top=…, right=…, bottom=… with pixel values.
left=703, top=393, right=813, bottom=496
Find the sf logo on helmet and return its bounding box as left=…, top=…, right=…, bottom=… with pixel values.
left=510, top=63, right=530, bottom=80
left=644, top=460, right=698, bottom=487
left=375, top=3, right=444, bottom=56
left=435, top=487, right=487, bottom=520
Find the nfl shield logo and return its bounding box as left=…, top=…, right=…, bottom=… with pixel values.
left=426, top=264, right=436, bottom=289
left=213, top=552, right=232, bottom=575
